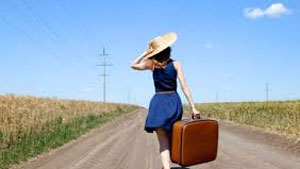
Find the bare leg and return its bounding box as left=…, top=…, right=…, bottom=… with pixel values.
left=155, top=128, right=172, bottom=169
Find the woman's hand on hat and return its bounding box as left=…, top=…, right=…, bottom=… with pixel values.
left=146, top=47, right=153, bottom=55
left=142, top=48, right=153, bottom=58
left=145, top=42, right=154, bottom=55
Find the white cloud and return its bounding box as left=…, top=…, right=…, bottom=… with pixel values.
left=204, top=42, right=213, bottom=49
left=244, top=3, right=290, bottom=19
left=244, top=8, right=265, bottom=19
left=265, top=3, right=290, bottom=17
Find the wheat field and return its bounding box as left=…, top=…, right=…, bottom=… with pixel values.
left=0, top=95, right=137, bottom=148
left=0, top=94, right=139, bottom=169
left=186, top=101, right=300, bottom=139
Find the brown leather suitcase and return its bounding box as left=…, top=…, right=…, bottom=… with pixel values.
left=171, top=117, right=219, bottom=167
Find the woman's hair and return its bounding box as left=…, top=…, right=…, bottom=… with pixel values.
left=148, top=47, right=171, bottom=69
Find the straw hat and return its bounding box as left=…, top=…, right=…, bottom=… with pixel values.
left=144, top=32, right=177, bottom=59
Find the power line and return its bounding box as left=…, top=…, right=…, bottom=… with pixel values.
left=0, top=13, right=59, bottom=58
left=56, top=0, right=93, bottom=50
left=96, top=47, right=113, bottom=103
left=56, top=0, right=86, bottom=37
left=19, top=0, right=60, bottom=40
left=0, top=13, right=33, bottom=41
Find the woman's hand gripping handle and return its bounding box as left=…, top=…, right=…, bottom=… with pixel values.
left=191, top=107, right=201, bottom=119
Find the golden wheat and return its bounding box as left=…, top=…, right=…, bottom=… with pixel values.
left=185, top=101, right=300, bottom=139
left=0, top=94, right=137, bottom=148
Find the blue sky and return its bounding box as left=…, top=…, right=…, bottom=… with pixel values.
left=0, top=0, right=299, bottom=107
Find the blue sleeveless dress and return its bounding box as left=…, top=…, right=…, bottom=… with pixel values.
left=144, top=58, right=183, bottom=133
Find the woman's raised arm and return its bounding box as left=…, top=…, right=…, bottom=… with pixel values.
left=131, top=44, right=153, bottom=71
left=131, top=54, right=150, bottom=71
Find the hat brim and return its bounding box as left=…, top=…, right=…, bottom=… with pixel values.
left=144, top=32, right=177, bottom=59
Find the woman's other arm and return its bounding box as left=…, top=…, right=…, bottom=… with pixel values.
left=174, top=61, right=201, bottom=117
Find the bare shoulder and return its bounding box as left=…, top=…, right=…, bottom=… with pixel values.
left=173, top=60, right=182, bottom=71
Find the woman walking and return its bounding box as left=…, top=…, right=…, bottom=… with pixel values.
left=131, top=32, right=201, bottom=169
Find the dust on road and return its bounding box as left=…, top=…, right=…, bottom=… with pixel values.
left=12, top=109, right=300, bottom=169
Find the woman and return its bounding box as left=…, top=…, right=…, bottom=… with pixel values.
left=131, top=32, right=201, bottom=169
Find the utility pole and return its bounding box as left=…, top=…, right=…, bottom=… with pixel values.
left=216, top=91, right=219, bottom=103
left=96, top=47, right=112, bottom=103
left=128, top=88, right=131, bottom=104
left=266, top=83, right=269, bottom=102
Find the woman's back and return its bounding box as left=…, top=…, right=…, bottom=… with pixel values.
left=152, top=59, right=177, bottom=92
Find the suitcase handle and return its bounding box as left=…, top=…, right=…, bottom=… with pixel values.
left=192, top=113, right=201, bottom=120
left=181, top=114, right=204, bottom=123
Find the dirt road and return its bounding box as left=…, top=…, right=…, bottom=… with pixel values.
left=12, top=108, right=300, bottom=169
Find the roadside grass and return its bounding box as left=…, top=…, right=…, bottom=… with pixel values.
left=0, top=104, right=138, bottom=169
